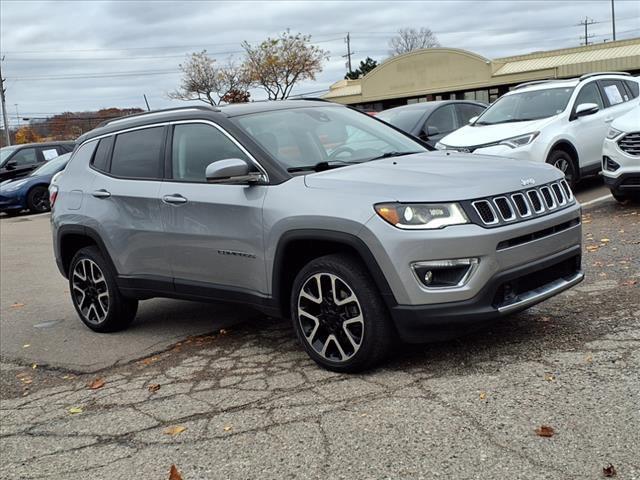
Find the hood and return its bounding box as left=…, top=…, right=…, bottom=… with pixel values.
left=612, top=104, right=640, bottom=132
left=304, top=152, right=561, bottom=202
left=440, top=117, right=556, bottom=148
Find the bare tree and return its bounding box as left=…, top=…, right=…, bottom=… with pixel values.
left=169, top=51, right=250, bottom=106
left=388, top=27, right=440, bottom=56
left=241, top=31, right=329, bottom=100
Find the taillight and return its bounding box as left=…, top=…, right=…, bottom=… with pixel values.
left=49, top=185, right=59, bottom=208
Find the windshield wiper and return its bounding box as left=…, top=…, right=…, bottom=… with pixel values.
left=287, top=161, right=356, bottom=173
left=366, top=151, right=423, bottom=161
left=476, top=118, right=541, bottom=126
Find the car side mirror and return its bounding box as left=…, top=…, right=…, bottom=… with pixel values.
left=575, top=102, right=599, bottom=118
left=5, top=160, right=17, bottom=170
left=205, top=158, right=264, bottom=185
left=422, top=125, right=440, bottom=138
left=468, top=116, right=478, bottom=124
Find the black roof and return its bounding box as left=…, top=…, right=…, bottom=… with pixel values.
left=1, top=140, right=75, bottom=149
left=77, top=100, right=338, bottom=143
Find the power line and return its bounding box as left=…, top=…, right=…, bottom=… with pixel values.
left=578, top=16, right=599, bottom=45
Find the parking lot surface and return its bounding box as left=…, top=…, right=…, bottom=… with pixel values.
left=1, top=188, right=639, bottom=479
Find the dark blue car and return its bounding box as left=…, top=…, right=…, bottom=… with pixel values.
left=0, top=153, right=71, bottom=216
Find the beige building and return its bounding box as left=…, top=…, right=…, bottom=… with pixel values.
left=323, top=37, right=640, bottom=110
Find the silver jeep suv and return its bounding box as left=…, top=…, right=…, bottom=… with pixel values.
left=50, top=101, right=584, bottom=372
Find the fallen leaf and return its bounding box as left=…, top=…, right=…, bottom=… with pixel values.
left=223, top=425, right=233, bottom=432
left=586, top=245, right=600, bottom=252
left=22, top=344, right=30, bottom=348
left=219, top=328, right=228, bottom=335
left=479, top=391, right=487, bottom=400
left=534, top=425, right=555, bottom=438
left=603, top=463, right=617, bottom=477
left=544, top=373, right=556, bottom=382
left=148, top=383, right=161, bottom=393
left=140, top=356, right=159, bottom=366
left=585, top=354, right=593, bottom=363
left=163, top=425, right=187, bottom=436
left=600, top=238, right=610, bottom=243
left=169, top=464, right=183, bottom=480
left=88, top=378, right=106, bottom=390
left=621, top=280, right=637, bottom=287
left=62, top=374, right=75, bottom=380
left=68, top=407, right=83, bottom=414
left=10, top=302, right=25, bottom=309
left=31, top=363, right=37, bottom=369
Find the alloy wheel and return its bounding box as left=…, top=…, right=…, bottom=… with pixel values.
left=72, top=258, right=110, bottom=324
left=31, top=189, right=50, bottom=212
left=297, top=273, right=364, bottom=363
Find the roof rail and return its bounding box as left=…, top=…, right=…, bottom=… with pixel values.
left=579, top=71, right=631, bottom=81
left=290, top=97, right=331, bottom=102
left=512, top=79, right=557, bottom=90
left=96, top=105, right=219, bottom=128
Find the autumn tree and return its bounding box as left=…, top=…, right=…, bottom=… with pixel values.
left=170, top=52, right=250, bottom=106
left=221, top=89, right=251, bottom=104
left=15, top=126, right=41, bottom=144
left=241, top=31, right=329, bottom=100
left=389, top=27, right=440, bottom=56
left=345, top=57, right=378, bottom=80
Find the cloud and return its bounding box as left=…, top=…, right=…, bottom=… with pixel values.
left=1, top=0, right=638, bottom=122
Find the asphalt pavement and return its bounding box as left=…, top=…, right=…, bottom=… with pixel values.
left=1, top=178, right=639, bottom=479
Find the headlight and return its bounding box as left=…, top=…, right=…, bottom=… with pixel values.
left=375, top=203, right=469, bottom=229
left=606, top=127, right=623, bottom=140
left=498, top=132, right=539, bottom=148
left=434, top=142, right=447, bottom=150
left=2, top=180, right=27, bottom=192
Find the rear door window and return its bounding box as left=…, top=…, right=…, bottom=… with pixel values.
left=426, top=105, right=457, bottom=135
left=457, top=103, right=485, bottom=124
left=91, top=136, right=114, bottom=173
left=624, top=80, right=639, bottom=99
left=110, top=127, right=165, bottom=179
left=599, top=80, right=629, bottom=106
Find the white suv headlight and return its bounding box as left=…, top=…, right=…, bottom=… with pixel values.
left=606, top=127, right=624, bottom=140
left=498, top=132, right=540, bottom=149
left=375, top=203, right=469, bottom=229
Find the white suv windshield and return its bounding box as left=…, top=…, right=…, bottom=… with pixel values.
left=232, top=106, right=426, bottom=170
left=475, top=87, right=575, bottom=125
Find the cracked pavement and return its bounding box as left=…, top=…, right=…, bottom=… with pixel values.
left=1, top=199, right=639, bottom=479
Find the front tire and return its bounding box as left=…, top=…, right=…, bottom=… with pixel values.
left=547, top=150, right=578, bottom=188
left=290, top=254, right=394, bottom=372
left=27, top=186, right=50, bottom=213
left=69, top=246, right=138, bottom=332
left=612, top=191, right=628, bottom=204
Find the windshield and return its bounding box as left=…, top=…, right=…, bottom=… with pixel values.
left=232, top=106, right=426, bottom=171
left=377, top=107, right=426, bottom=132
left=1, top=146, right=18, bottom=164
left=475, top=87, right=575, bottom=125
left=30, top=153, right=70, bottom=176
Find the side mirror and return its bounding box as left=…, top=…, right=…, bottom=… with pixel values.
left=423, top=125, right=440, bottom=138
left=5, top=160, right=17, bottom=170
left=205, top=158, right=264, bottom=185
left=468, top=116, right=479, bottom=124
left=575, top=102, right=599, bottom=118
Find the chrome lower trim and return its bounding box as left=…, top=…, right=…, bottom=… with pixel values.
left=498, top=271, right=584, bottom=314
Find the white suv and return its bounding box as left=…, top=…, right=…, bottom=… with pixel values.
left=437, top=73, right=640, bottom=186
left=602, top=103, right=640, bottom=202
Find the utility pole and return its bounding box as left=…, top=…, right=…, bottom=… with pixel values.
left=14, top=104, right=20, bottom=128
left=611, top=0, right=616, bottom=41
left=578, top=16, right=598, bottom=46
left=0, top=57, right=10, bottom=146
left=342, top=32, right=354, bottom=74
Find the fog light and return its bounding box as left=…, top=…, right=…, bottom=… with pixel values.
left=603, top=156, right=620, bottom=172
left=412, top=258, right=479, bottom=289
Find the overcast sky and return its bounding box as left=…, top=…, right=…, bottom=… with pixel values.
left=1, top=0, right=639, bottom=125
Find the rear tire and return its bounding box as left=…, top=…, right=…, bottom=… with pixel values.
left=26, top=186, right=50, bottom=213
left=290, top=253, right=395, bottom=373
left=69, top=246, right=138, bottom=333
left=547, top=150, right=578, bottom=188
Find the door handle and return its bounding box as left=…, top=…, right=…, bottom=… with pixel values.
left=91, top=189, right=111, bottom=199
left=162, top=194, right=188, bottom=205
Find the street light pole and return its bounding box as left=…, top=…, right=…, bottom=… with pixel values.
left=0, top=58, right=11, bottom=146
left=611, top=0, right=616, bottom=41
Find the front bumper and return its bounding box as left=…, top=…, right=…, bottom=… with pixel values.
left=0, top=193, right=25, bottom=212
left=390, top=246, right=583, bottom=342
left=602, top=136, right=640, bottom=194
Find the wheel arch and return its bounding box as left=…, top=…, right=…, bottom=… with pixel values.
left=57, top=225, right=117, bottom=278
left=271, top=229, right=396, bottom=319
left=546, top=140, right=580, bottom=179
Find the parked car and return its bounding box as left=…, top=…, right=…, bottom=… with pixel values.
left=377, top=100, right=487, bottom=147
left=0, top=153, right=71, bottom=215
left=0, top=141, right=74, bottom=182
left=602, top=103, right=640, bottom=203
left=51, top=102, right=583, bottom=372
left=436, top=73, right=640, bottom=186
